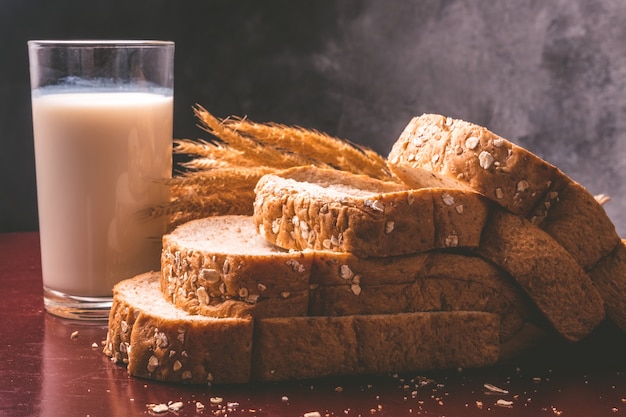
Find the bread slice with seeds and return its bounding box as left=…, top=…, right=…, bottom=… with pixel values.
left=105, top=272, right=501, bottom=383
left=476, top=207, right=605, bottom=342
left=104, top=272, right=254, bottom=384
left=161, top=215, right=313, bottom=319
left=162, top=215, right=534, bottom=342
left=388, top=113, right=619, bottom=271
left=253, top=165, right=490, bottom=258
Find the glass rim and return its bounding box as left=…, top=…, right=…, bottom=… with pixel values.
left=28, top=40, right=174, bottom=48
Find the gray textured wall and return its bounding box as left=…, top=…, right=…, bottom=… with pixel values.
left=2, top=0, right=626, bottom=235
left=324, top=1, right=626, bottom=235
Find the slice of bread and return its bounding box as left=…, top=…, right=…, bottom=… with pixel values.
left=587, top=240, right=626, bottom=332
left=388, top=114, right=620, bottom=271
left=104, top=272, right=254, bottom=385
left=161, top=215, right=313, bottom=319
left=161, top=215, right=531, bottom=341
left=476, top=207, right=605, bottom=342
left=253, top=166, right=489, bottom=257
left=105, top=272, right=501, bottom=383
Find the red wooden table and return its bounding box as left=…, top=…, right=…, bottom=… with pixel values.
left=2, top=232, right=626, bottom=417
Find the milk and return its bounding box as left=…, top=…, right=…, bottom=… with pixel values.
left=32, top=91, right=172, bottom=297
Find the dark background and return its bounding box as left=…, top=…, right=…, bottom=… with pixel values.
left=2, top=0, right=626, bottom=235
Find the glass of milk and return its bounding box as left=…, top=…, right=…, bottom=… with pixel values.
left=28, top=40, right=174, bottom=320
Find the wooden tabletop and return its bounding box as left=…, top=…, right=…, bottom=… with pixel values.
left=2, top=232, right=626, bottom=417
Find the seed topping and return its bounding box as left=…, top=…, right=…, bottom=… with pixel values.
left=154, top=331, right=168, bottom=349
left=493, top=138, right=505, bottom=147
left=271, top=218, right=281, bottom=234
left=517, top=180, right=530, bottom=192
left=147, top=355, right=159, bottom=372
left=445, top=235, right=459, bottom=247
left=286, top=259, right=306, bottom=273
left=365, top=199, right=385, bottom=213
left=200, top=268, right=220, bottom=284
left=465, top=136, right=480, bottom=150
left=478, top=151, right=494, bottom=169
left=339, top=265, right=354, bottom=280
left=197, top=287, right=210, bottom=306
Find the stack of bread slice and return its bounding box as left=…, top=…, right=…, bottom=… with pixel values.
left=104, top=114, right=626, bottom=385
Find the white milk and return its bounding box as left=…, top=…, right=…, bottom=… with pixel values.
left=32, top=91, right=172, bottom=297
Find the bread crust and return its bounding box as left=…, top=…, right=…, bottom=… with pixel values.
left=253, top=166, right=489, bottom=257
left=106, top=273, right=501, bottom=383
left=252, top=311, right=500, bottom=381
left=476, top=208, right=605, bottom=342
left=587, top=240, right=626, bottom=332
left=104, top=272, right=254, bottom=384
left=309, top=251, right=532, bottom=341
left=389, top=114, right=567, bottom=216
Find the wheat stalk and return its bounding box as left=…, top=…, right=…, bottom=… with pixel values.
left=162, top=106, right=394, bottom=229
left=174, top=140, right=260, bottom=170
left=171, top=167, right=272, bottom=191
left=193, top=106, right=312, bottom=169
left=219, top=116, right=391, bottom=180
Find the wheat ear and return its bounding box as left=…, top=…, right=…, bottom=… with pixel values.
left=194, top=105, right=313, bottom=169
left=221, top=117, right=392, bottom=180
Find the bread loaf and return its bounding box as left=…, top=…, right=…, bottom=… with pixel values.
left=253, top=165, right=489, bottom=257
left=105, top=272, right=501, bottom=383
left=388, top=114, right=626, bottom=333
left=104, top=111, right=624, bottom=385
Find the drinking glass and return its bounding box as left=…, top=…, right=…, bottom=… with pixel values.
left=28, top=40, right=174, bottom=320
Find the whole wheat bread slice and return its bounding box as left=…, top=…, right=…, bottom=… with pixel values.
left=161, top=215, right=313, bottom=319
left=105, top=272, right=501, bottom=383
left=162, top=215, right=531, bottom=341
left=476, top=207, right=605, bottom=342
left=388, top=113, right=619, bottom=271
left=253, top=165, right=489, bottom=257
left=104, top=272, right=254, bottom=385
